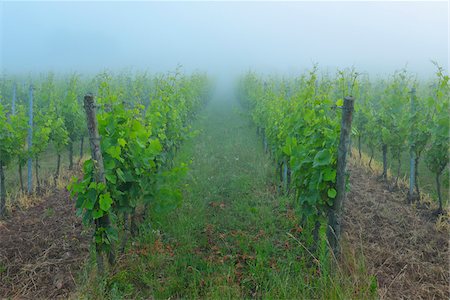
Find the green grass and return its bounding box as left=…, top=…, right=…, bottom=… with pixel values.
left=79, top=97, right=376, bottom=299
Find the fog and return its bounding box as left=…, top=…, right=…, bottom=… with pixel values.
left=1, top=1, right=448, bottom=80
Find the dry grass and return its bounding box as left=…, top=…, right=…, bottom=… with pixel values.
left=350, top=148, right=447, bottom=214
left=0, top=188, right=90, bottom=299
left=343, top=158, right=449, bottom=299
left=4, top=160, right=85, bottom=215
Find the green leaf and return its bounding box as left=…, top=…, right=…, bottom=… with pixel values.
left=105, top=173, right=117, bottom=184
left=118, top=138, right=126, bottom=147
left=323, top=168, right=336, bottom=182
left=99, top=193, right=113, bottom=211
left=327, top=188, right=337, bottom=199
left=95, top=232, right=102, bottom=243
left=83, top=159, right=94, bottom=173
left=116, top=168, right=125, bottom=182
left=106, top=145, right=121, bottom=160
left=313, top=149, right=332, bottom=168
left=106, top=227, right=119, bottom=243
left=84, top=189, right=97, bottom=210
left=75, top=193, right=85, bottom=209
left=97, top=182, right=107, bottom=192
left=148, top=139, right=162, bottom=154
left=92, top=209, right=104, bottom=219
left=104, top=159, right=116, bottom=171
left=68, top=178, right=83, bottom=194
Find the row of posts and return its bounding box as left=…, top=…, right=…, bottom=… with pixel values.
left=9, top=83, right=34, bottom=194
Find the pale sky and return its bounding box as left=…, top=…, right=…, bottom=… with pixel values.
left=0, top=1, right=448, bottom=78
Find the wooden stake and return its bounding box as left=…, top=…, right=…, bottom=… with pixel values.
left=327, top=96, right=354, bottom=256
left=83, top=94, right=115, bottom=273
left=27, top=85, right=33, bottom=194
left=408, top=88, right=416, bottom=203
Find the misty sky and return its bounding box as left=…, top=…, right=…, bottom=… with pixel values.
left=0, top=1, right=448, bottom=78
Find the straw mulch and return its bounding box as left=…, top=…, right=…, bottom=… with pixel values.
left=343, top=160, right=449, bottom=300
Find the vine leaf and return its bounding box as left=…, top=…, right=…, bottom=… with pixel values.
left=327, top=188, right=337, bottom=199
left=313, top=149, right=332, bottom=168
left=99, top=193, right=113, bottom=211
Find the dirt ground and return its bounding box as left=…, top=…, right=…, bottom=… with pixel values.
left=0, top=189, right=89, bottom=299
left=344, top=160, right=449, bottom=300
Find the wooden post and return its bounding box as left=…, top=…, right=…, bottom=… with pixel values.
left=327, top=96, right=354, bottom=256
left=0, top=158, right=6, bottom=217
left=358, top=85, right=364, bottom=160
left=381, top=144, right=388, bottom=180
left=436, top=174, right=443, bottom=213
left=408, top=88, right=416, bottom=203
left=283, top=157, right=289, bottom=194
left=68, top=140, right=74, bottom=170
left=83, top=94, right=115, bottom=273
left=27, top=85, right=33, bottom=194
left=79, top=135, right=85, bottom=164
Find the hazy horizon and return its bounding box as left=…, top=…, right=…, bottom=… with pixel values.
left=1, top=1, right=448, bottom=79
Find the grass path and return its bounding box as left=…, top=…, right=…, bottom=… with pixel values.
left=92, top=97, right=372, bottom=299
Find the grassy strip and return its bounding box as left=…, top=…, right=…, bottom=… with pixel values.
left=77, top=97, right=376, bottom=299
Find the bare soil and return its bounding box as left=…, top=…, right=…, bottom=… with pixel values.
left=0, top=189, right=89, bottom=299
left=344, top=160, right=449, bottom=300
